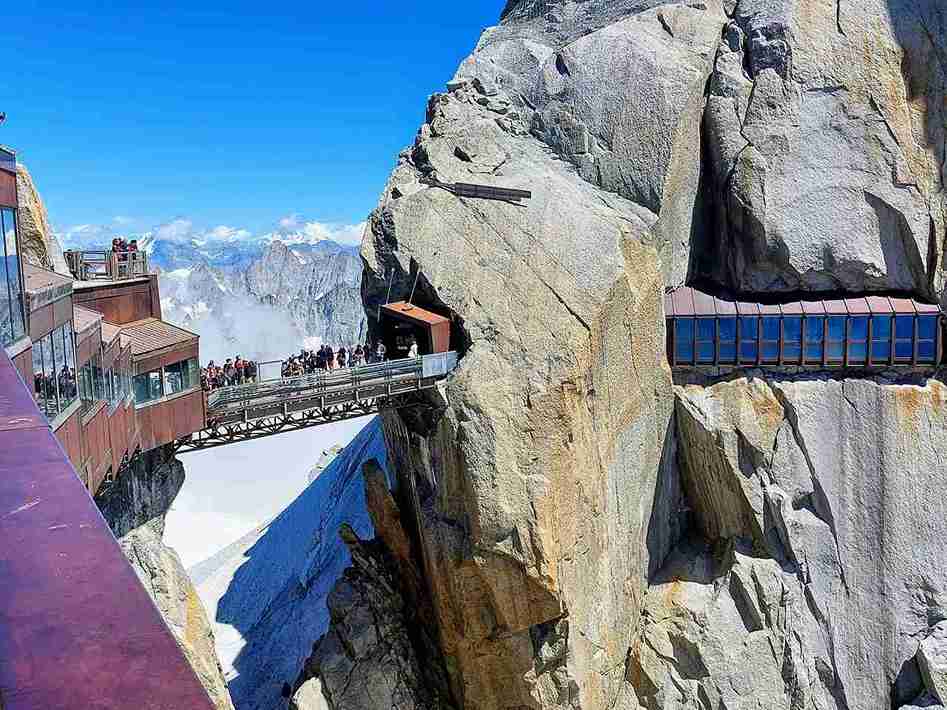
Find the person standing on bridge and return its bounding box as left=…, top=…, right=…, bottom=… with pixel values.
left=375, top=340, right=386, bottom=362
left=408, top=337, right=419, bottom=359
left=352, top=344, right=364, bottom=367
left=337, top=346, right=347, bottom=369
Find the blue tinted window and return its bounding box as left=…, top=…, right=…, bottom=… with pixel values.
left=918, top=316, right=938, bottom=340
left=675, top=319, right=695, bottom=363
left=719, top=343, right=737, bottom=363
left=696, top=319, right=715, bottom=340
left=740, top=342, right=758, bottom=362
left=805, top=317, right=824, bottom=341
left=850, top=317, right=869, bottom=340
left=697, top=342, right=715, bottom=363
left=783, top=343, right=801, bottom=362
left=895, top=316, right=914, bottom=340
left=783, top=317, right=802, bottom=342
left=762, top=317, right=780, bottom=340
left=805, top=342, right=823, bottom=361
left=762, top=341, right=779, bottom=362
left=827, top=342, right=844, bottom=360
left=718, top=318, right=736, bottom=342
left=739, top=317, right=758, bottom=339
left=895, top=340, right=913, bottom=359
left=872, top=316, right=892, bottom=339
left=848, top=342, right=868, bottom=363
left=918, top=341, right=936, bottom=362
left=827, top=317, right=846, bottom=341
left=871, top=341, right=891, bottom=361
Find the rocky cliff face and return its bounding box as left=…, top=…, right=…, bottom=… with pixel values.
left=347, top=2, right=947, bottom=710
left=15, top=164, right=68, bottom=274
left=95, top=448, right=236, bottom=710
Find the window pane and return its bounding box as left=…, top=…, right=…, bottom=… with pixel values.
left=91, top=352, right=104, bottom=401
left=739, top=341, right=758, bottom=362
left=782, top=343, right=801, bottom=363
left=674, top=320, right=694, bottom=363
left=739, top=317, right=758, bottom=339
left=872, top=316, right=892, bottom=339
left=3, top=210, right=25, bottom=343
left=762, top=341, right=779, bottom=363
left=32, top=340, right=49, bottom=415
left=895, top=340, right=913, bottom=359
left=134, top=370, right=163, bottom=403
left=871, top=341, right=891, bottom=361
left=848, top=342, right=868, bottom=363
left=59, top=324, right=78, bottom=408
left=718, top=318, right=736, bottom=342
left=804, top=342, right=823, bottom=362
left=79, top=361, right=94, bottom=410
left=827, top=317, right=846, bottom=341
left=696, top=319, right=715, bottom=340
left=762, top=317, right=780, bottom=340
left=918, top=341, right=936, bottom=362
left=918, top=316, right=938, bottom=340
left=42, top=334, right=60, bottom=417
left=805, top=317, right=825, bottom=341
left=165, top=360, right=186, bottom=395
left=827, top=341, right=844, bottom=360
left=0, top=209, right=11, bottom=346
left=697, top=342, right=715, bottom=363
left=783, top=317, right=802, bottom=343
left=850, top=317, right=869, bottom=340
left=719, top=343, right=736, bottom=363
left=895, top=316, right=914, bottom=340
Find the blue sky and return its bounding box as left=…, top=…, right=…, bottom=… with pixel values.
left=1, top=2, right=506, bottom=236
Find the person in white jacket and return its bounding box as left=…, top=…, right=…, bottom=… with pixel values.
left=408, top=338, right=419, bottom=359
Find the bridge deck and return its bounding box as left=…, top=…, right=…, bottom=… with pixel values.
left=177, top=352, right=458, bottom=452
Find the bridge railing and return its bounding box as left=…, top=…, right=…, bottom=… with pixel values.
left=205, top=352, right=458, bottom=414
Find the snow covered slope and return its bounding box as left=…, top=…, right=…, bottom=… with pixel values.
left=189, top=418, right=389, bottom=710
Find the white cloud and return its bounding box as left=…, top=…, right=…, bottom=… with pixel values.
left=274, top=214, right=366, bottom=246
left=204, top=225, right=252, bottom=242
left=112, top=215, right=135, bottom=226
left=154, top=217, right=194, bottom=242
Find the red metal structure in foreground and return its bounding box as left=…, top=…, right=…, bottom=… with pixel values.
left=0, top=348, right=215, bottom=710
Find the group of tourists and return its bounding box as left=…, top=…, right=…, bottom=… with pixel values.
left=201, top=357, right=258, bottom=391
left=201, top=337, right=420, bottom=392
left=110, top=237, right=141, bottom=254
left=280, top=340, right=396, bottom=377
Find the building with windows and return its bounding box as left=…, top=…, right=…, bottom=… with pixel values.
left=665, top=286, right=942, bottom=373
left=0, top=144, right=217, bottom=709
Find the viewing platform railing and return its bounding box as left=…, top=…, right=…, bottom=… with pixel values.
left=204, top=352, right=459, bottom=427
left=65, top=249, right=150, bottom=282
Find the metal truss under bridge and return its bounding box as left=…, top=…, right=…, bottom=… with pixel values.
left=174, top=352, right=459, bottom=453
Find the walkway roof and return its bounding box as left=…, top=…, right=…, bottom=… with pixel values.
left=665, top=286, right=940, bottom=318
left=381, top=301, right=450, bottom=325
left=73, top=304, right=104, bottom=336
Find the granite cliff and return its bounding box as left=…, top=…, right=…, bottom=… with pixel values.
left=321, top=1, right=947, bottom=709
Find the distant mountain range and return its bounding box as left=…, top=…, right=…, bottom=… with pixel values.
left=58, top=220, right=368, bottom=363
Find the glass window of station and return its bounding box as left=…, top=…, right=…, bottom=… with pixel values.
left=667, top=289, right=941, bottom=370
left=31, top=323, right=78, bottom=420
left=0, top=208, right=26, bottom=348
left=134, top=357, right=200, bottom=405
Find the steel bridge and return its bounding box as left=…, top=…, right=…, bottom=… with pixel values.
left=173, top=352, right=459, bottom=453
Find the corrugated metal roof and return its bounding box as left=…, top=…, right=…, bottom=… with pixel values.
left=381, top=301, right=450, bottom=326
left=121, top=318, right=198, bottom=357
left=73, top=305, right=103, bottom=335
left=665, top=286, right=937, bottom=318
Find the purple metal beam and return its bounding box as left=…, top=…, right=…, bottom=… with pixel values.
left=0, top=348, right=215, bottom=710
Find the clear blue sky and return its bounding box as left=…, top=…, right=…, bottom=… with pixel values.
left=1, top=2, right=506, bottom=233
